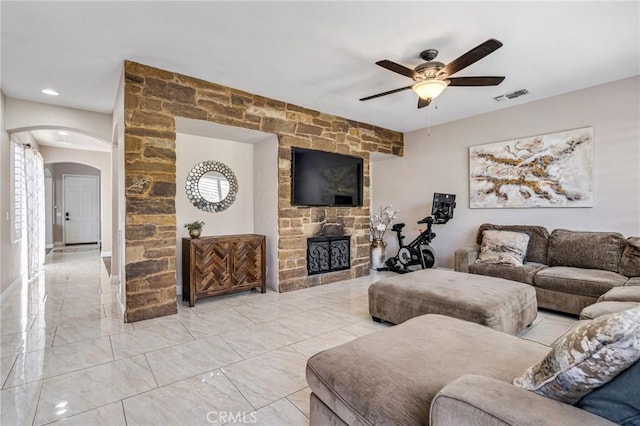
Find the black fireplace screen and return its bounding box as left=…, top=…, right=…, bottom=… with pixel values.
left=307, top=236, right=350, bottom=275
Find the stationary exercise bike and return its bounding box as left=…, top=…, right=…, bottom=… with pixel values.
left=381, top=193, right=456, bottom=274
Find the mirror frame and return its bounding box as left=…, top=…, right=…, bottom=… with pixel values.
left=185, top=160, right=238, bottom=212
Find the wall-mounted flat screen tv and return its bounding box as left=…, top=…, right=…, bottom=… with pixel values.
left=291, top=147, right=363, bottom=207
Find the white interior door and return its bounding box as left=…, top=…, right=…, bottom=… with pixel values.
left=64, top=175, right=100, bottom=244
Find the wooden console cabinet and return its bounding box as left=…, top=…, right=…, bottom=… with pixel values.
left=182, top=234, right=266, bottom=307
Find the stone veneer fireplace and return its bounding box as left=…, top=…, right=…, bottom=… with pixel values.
left=121, top=61, right=403, bottom=322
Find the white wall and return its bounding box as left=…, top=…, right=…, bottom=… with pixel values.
left=112, top=71, right=126, bottom=316
left=5, top=98, right=112, bottom=142
left=175, top=133, right=255, bottom=291
left=0, top=91, right=22, bottom=293
left=39, top=146, right=112, bottom=256
left=253, top=136, right=279, bottom=291
left=372, top=76, right=640, bottom=268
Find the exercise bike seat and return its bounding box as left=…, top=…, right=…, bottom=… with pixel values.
left=391, top=223, right=405, bottom=232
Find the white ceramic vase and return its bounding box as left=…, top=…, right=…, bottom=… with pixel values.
left=371, top=238, right=387, bottom=269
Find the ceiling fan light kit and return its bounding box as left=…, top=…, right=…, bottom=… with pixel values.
left=360, top=39, right=505, bottom=109
left=412, top=79, right=449, bottom=101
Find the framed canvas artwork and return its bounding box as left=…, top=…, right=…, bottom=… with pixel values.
left=469, top=127, right=593, bottom=208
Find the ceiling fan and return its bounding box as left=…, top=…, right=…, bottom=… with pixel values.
left=360, top=39, right=505, bottom=109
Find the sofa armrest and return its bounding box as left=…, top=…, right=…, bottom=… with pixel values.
left=454, top=247, right=479, bottom=273
left=430, top=375, right=616, bottom=426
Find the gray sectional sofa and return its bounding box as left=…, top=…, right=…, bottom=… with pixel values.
left=455, top=224, right=639, bottom=315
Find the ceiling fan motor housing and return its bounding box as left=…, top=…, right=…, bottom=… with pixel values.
left=414, top=61, right=445, bottom=80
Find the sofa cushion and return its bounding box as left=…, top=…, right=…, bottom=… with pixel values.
left=576, top=360, right=640, bottom=425
left=581, top=302, right=640, bottom=320
left=513, top=306, right=640, bottom=404
left=476, top=230, right=530, bottom=266
left=306, top=315, right=549, bottom=426
left=477, top=224, right=549, bottom=264
left=599, top=286, right=640, bottom=303
left=534, top=266, right=628, bottom=298
left=547, top=229, right=626, bottom=272
left=469, top=261, right=547, bottom=285
left=619, top=237, right=640, bottom=277
left=628, top=277, right=640, bottom=286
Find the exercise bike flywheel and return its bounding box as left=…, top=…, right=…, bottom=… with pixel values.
left=397, top=247, right=416, bottom=265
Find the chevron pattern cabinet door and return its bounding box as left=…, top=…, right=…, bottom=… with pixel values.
left=232, top=240, right=263, bottom=286
left=182, top=235, right=266, bottom=306
left=193, top=240, right=232, bottom=293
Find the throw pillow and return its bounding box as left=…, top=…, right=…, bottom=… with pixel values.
left=619, top=237, right=640, bottom=277
left=576, top=360, right=640, bottom=425
left=513, top=306, right=640, bottom=404
left=476, top=230, right=530, bottom=266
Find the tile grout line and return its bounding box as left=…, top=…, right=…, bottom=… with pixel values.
left=142, top=353, right=160, bottom=389
left=1, top=353, right=19, bottom=390
left=49, top=326, right=59, bottom=349
left=31, top=379, right=45, bottom=426
left=219, top=367, right=260, bottom=412
left=2, top=344, right=118, bottom=390
left=283, top=393, right=311, bottom=419
left=121, top=399, right=128, bottom=426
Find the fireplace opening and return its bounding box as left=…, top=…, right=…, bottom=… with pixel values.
left=307, top=235, right=351, bottom=275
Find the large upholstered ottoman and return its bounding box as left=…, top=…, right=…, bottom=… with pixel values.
left=306, top=315, right=615, bottom=426
left=369, top=268, right=537, bottom=334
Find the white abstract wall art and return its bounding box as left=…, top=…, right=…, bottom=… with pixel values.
left=469, top=127, right=593, bottom=208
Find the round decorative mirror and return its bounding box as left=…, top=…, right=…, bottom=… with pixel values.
left=186, top=161, right=238, bottom=212
left=198, top=171, right=230, bottom=203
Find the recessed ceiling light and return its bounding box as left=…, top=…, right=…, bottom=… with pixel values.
left=41, top=89, right=59, bottom=96
left=58, top=131, right=69, bottom=136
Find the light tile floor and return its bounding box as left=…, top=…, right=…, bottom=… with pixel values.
left=0, top=249, right=577, bottom=425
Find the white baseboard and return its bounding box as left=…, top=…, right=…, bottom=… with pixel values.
left=53, top=242, right=64, bottom=247
left=101, top=251, right=112, bottom=258
left=45, top=243, right=53, bottom=249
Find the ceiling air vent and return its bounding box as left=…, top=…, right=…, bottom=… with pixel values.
left=493, top=89, right=529, bottom=102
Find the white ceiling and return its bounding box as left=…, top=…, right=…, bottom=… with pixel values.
left=2, top=2, right=639, bottom=133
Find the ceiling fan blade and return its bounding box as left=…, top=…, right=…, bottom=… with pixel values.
left=448, top=76, right=505, bottom=86
left=376, top=60, right=418, bottom=80
left=360, top=85, right=413, bottom=101
left=439, top=39, right=503, bottom=78
left=417, top=97, right=431, bottom=109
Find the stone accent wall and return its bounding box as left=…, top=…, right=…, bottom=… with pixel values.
left=123, top=61, right=403, bottom=321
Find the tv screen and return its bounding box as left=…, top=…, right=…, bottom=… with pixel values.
left=291, top=147, right=363, bottom=207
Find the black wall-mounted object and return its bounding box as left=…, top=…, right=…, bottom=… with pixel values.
left=291, top=147, right=363, bottom=207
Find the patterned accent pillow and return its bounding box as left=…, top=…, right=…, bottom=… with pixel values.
left=476, top=230, right=530, bottom=266
left=619, top=237, right=640, bottom=277
left=513, top=306, right=640, bottom=404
